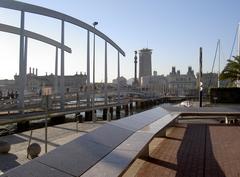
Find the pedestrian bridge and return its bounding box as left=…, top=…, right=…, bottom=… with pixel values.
left=0, top=0, right=125, bottom=112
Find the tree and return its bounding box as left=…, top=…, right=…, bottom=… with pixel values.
left=220, top=56, right=240, bottom=85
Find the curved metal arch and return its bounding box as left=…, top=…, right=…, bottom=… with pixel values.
left=0, top=23, right=72, bottom=53
left=0, top=0, right=125, bottom=56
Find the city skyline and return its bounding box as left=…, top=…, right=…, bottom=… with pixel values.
left=0, top=0, right=240, bottom=82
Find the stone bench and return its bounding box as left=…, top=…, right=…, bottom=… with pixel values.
left=0, top=107, right=180, bottom=177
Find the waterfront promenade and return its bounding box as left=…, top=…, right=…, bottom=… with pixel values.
left=0, top=121, right=104, bottom=174
left=1, top=104, right=240, bottom=177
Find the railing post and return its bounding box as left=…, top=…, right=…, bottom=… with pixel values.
left=104, top=41, right=108, bottom=105
left=92, top=30, right=96, bottom=122
left=19, top=10, right=25, bottom=111
left=87, top=30, right=90, bottom=107
left=117, top=51, right=120, bottom=104
left=55, top=47, right=58, bottom=94
left=23, top=36, right=28, bottom=97
left=60, top=20, right=65, bottom=110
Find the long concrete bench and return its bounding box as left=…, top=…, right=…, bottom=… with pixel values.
left=0, top=107, right=180, bottom=177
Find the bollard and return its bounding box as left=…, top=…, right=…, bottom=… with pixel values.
left=124, top=105, right=129, bottom=116
left=85, top=111, right=92, bottom=121
left=129, top=102, right=133, bottom=110
left=103, top=108, right=108, bottom=120
left=116, top=106, right=121, bottom=119
left=109, top=107, right=113, bottom=120
left=27, top=143, right=41, bottom=159
left=0, top=141, right=10, bottom=154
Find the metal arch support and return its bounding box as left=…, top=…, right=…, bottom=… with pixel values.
left=60, top=20, right=65, bottom=110
left=0, top=0, right=125, bottom=56
left=86, top=30, right=90, bottom=106
left=117, top=52, right=120, bottom=104
left=104, top=41, right=108, bottom=105
left=0, top=23, right=71, bottom=53
left=23, top=36, right=28, bottom=93
left=19, top=10, right=25, bottom=110
left=55, top=47, right=58, bottom=94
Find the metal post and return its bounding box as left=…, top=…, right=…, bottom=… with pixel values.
left=92, top=23, right=97, bottom=122
left=23, top=36, right=28, bottom=93
left=19, top=11, right=25, bottom=111
left=218, top=40, right=220, bottom=88
left=45, top=95, right=49, bottom=153
left=199, top=47, right=203, bottom=107
left=93, top=31, right=96, bottom=105
left=55, top=47, right=58, bottom=94
left=117, top=51, right=120, bottom=104
left=27, top=129, right=33, bottom=159
left=60, top=20, right=65, bottom=110
left=87, top=30, right=90, bottom=107
left=76, top=118, right=79, bottom=132
left=238, top=23, right=240, bottom=56
left=104, top=41, right=108, bottom=105
left=237, top=24, right=240, bottom=87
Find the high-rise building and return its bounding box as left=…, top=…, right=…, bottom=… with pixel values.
left=139, top=48, right=152, bottom=81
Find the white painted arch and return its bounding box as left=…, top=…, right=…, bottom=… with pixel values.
left=0, top=23, right=71, bottom=53
left=0, top=0, right=125, bottom=56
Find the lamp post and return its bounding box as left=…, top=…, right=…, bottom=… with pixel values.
left=199, top=47, right=203, bottom=107
left=92, top=21, right=98, bottom=122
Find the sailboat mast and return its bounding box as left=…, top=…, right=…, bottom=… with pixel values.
left=237, top=23, right=240, bottom=87
left=238, top=23, right=240, bottom=56
left=218, top=39, right=220, bottom=88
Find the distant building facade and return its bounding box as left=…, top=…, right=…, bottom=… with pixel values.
left=112, top=76, right=127, bottom=88
left=139, top=48, right=152, bottom=81
left=166, top=66, right=197, bottom=96
left=14, top=69, right=87, bottom=95
left=141, top=73, right=168, bottom=96
left=0, top=79, right=16, bottom=97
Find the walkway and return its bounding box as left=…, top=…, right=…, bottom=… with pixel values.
left=0, top=121, right=105, bottom=174
left=124, top=123, right=240, bottom=177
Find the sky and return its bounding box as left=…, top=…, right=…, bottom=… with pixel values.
left=0, top=0, right=240, bottom=82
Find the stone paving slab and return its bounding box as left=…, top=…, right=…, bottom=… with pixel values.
left=83, top=124, right=133, bottom=148
left=116, top=131, right=153, bottom=152
left=37, top=137, right=111, bottom=177
left=125, top=123, right=240, bottom=177
left=81, top=149, right=136, bottom=177
left=0, top=121, right=104, bottom=174
left=0, top=161, right=72, bottom=177
left=109, top=107, right=169, bottom=131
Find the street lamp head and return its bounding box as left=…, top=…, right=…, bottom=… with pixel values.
left=93, top=21, right=98, bottom=27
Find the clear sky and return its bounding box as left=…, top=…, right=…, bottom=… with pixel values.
left=0, top=0, right=240, bottom=82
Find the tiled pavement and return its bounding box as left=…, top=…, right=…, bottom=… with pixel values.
left=0, top=121, right=105, bottom=174
left=127, top=124, right=240, bottom=177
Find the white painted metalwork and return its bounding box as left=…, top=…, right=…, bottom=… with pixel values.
left=0, top=0, right=125, bottom=56
left=0, top=23, right=71, bottom=53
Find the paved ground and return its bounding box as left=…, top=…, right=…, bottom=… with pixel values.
left=124, top=123, right=240, bottom=177
left=0, top=121, right=105, bottom=174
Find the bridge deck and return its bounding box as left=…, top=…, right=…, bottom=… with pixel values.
left=125, top=123, right=240, bottom=177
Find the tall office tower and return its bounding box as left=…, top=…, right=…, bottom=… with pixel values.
left=139, top=48, right=152, bottom=80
